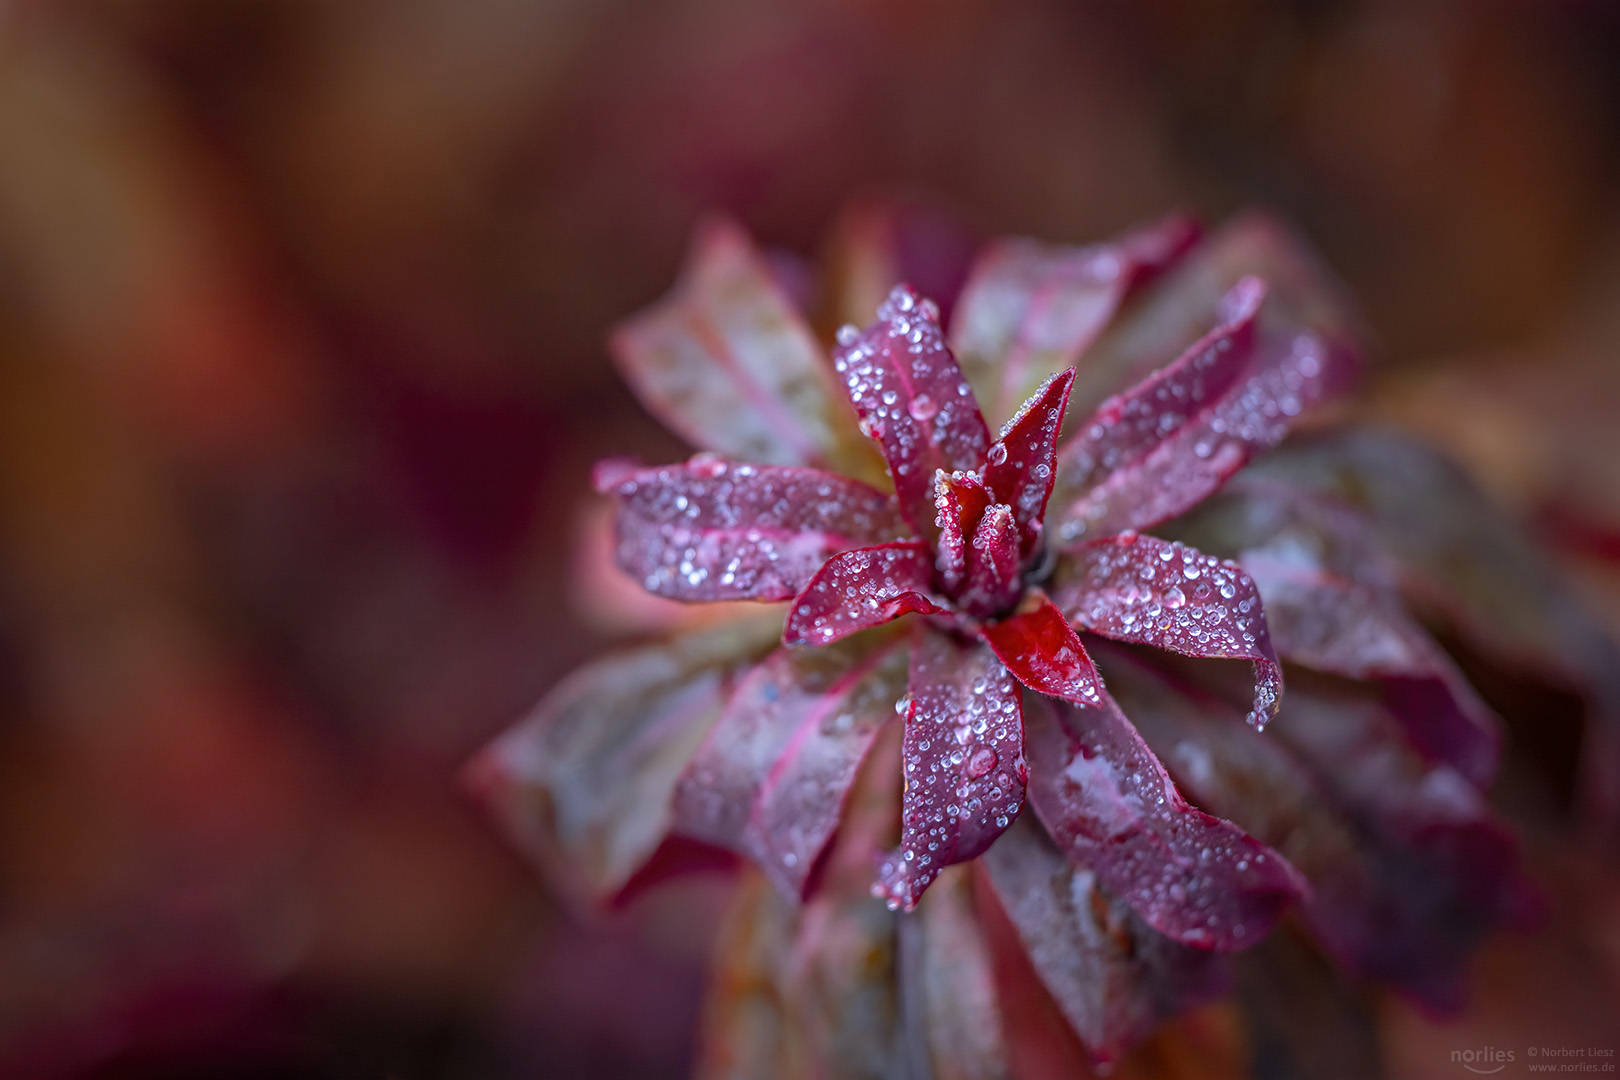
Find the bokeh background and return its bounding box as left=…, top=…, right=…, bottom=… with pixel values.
left=2, top=0, right=1619, bottom=1076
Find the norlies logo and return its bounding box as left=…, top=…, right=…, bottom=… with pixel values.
left=1454, top=1047, right=1517, bottom=1074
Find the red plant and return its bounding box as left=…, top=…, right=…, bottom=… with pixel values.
left=469, top=210, right=1598, bottom=1070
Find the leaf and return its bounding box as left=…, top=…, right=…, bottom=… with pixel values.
left=1021, top=690, right=1305, bottom=949
left=934, top=469, right=992, bottom=595
left=692, top=873, right=808, bottom=1080
left=781, top=541, right=944, bottom=646
left=1268, top=675, right=1541, bottom=1010
left=1048, top=277, right=1262, bottom=539
left=1053, top=532, right=1283, bottom=727
left=980, top=592, right=1104, bottom=708
left=1243, top=430, right=1620, bottom=826
left=949, top=213, right=1199, bottom=426
left=465, top=613, right=781, bottom=901
left=982, top=368, right=1075, bottom=560
left=908, top=866, right=1012, bottom=1080
left=595, top=456, right=908, bottom=602
left=960, top=504, right=1023, bottom=619
left=1098, top=647, right=1536, bottom=1011
left=671, top=627, right=910, bottom=899
left=611, top=217, right=880, bottom=479
left=819, top=198, right=980, bottom=334
left=876, top=632, right=1027, bottom=911
left=1072, top=212, right=1362, bottom=421
left=1173, top=489, right=1500, bottom=786
left=979, top=815, right=1229, bottom=1064
left=833, top=285, right=992, bottom=540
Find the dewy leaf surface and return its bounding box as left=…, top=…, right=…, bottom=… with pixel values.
left=672, top=628, right=909, bottom=899
left=877, top=633, right=1027, bottom=911
left=961, top=504, right=1023, bottom=619
left=1172, top=489, right=1500, bottom=785
left=611, top=218, right=875, bottom=476
left=782, top=541, right=943, bottom=646
left=1097, top=647, right=1525, bottom=1011
left=1021, top=691, right=1305, bottom=949
left=833, top=285, right=991, bottom=540
left=980, top=815, right=1228, bottom=1064
left=983, top=368, right=1074, bottom=560
left=596, top=456, right=907, bottom=602
left=949, top=213, right=1199, bottom=425
left=467, top=613, right=781, bottom=900
left=980, top=592, right=1104, bottom=708
left=933, top=469, right=991, bottom=595
left=1054, top=532, right=1282, bottom=727
left=1049, top=277, right=1261, bottom=538
left=1071, top=212, right=1362, bottom=421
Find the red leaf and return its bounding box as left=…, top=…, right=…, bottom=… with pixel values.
left=959, top=504, right=1023, bottom=619
left=980, top=592, right=1104, bottom=707
left=1054, top=532, right=1283, bottom=728
left=466, top=614, right=780, bottom=902
left=983, top=369, right=1075, bottom=560
left=932, top=470, right=991, bottom=595
left=949, top=213, right=1199, bottom=425
left=782, top=541, right=944, bottom=646
left=833, top=285, right=991, bottom=539
left=610, top=218, right=878, bottom=478
left=596, top=456, right=908, bottom=602
left=1021, top=690, right=1305, bottom=949
left=979, top=816, right=1229, bottom=1064
left=876, top=632, right=1026, bottom=911
left=671, top=629, right=909, bottom=899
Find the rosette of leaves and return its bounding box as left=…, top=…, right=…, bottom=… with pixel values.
left=471, top=211, right=1619, bottom=1076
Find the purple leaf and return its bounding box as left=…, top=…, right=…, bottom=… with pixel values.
left=979, top=816, right=1229, bottom=1064
left=671, top=628, right=909, bottom=899
left=1270, top=676, right=1541, bottom=1010
left=876, top=632, right=1027, bottom=911
left=1168, top=487, right=1501, bottom=784
left=980, top=592, right=1104, bottom=708
left=833, top=285, right=991, bottom=540
left=1021, top=690, right=1305, bottom=949
left=1072, top=212, right=1363, bottom=420
left=960, top=504, right=1023, bottom=619
left=595, top=456, right=908, bottom=602
left=983, top=368, right=1075, bottom=560
left=610, top=217, right=879, bottom=479
left=933, top=469, right=991, bottom=595
left=466, top=614, right=781, bottom=901
left=1094, top=646, right=1521, bottom=1010
left=949, top=213, right=1199, bottom=425
left=1054, top=532, right=1283, bottom=727
left=782, top=541, right=944, bottom=646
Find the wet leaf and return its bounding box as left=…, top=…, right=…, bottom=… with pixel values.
left=934, top=469, right=992, bottom=595
left=466, top=614, right=780, bottom=900
left=611, top=217, right=878, bottom=478
left=1054, top=532, right=1283, bottom=727
left=980, top=591, right=1104, bottom=708
left=1021, top=690, right=1305, bottom=949
left=980, top=816, right=1229, bottom=1064
left=833, top=285, right=991, bottom=540
left=595, top=456, right=907, bottom=602
left=782, top=541, right=944, bottom=646
left=950, top=213, right=1199, bottom=425
left=961, top=504, right=1023, bottom=619
left=672, top=628, right=910, bottom=899
left=1101, top=648, right=1535, bottom=1011
left=983, top=369, right=1075, bottom=561
left=876, top=632, right=1027, bottom=911
left=1172, top=489, right=1500, bottom=785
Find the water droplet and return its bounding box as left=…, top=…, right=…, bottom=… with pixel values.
left=986, top=442, right=1008, bottom=466
left=908, top=393, right=938, bottom=421
left=835, top=323, right=859, bottom=346
left=1164, top=586, right=1186, bottom=609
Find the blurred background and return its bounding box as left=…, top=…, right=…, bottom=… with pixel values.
left=2, top=0, right=1619, bottom=1076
